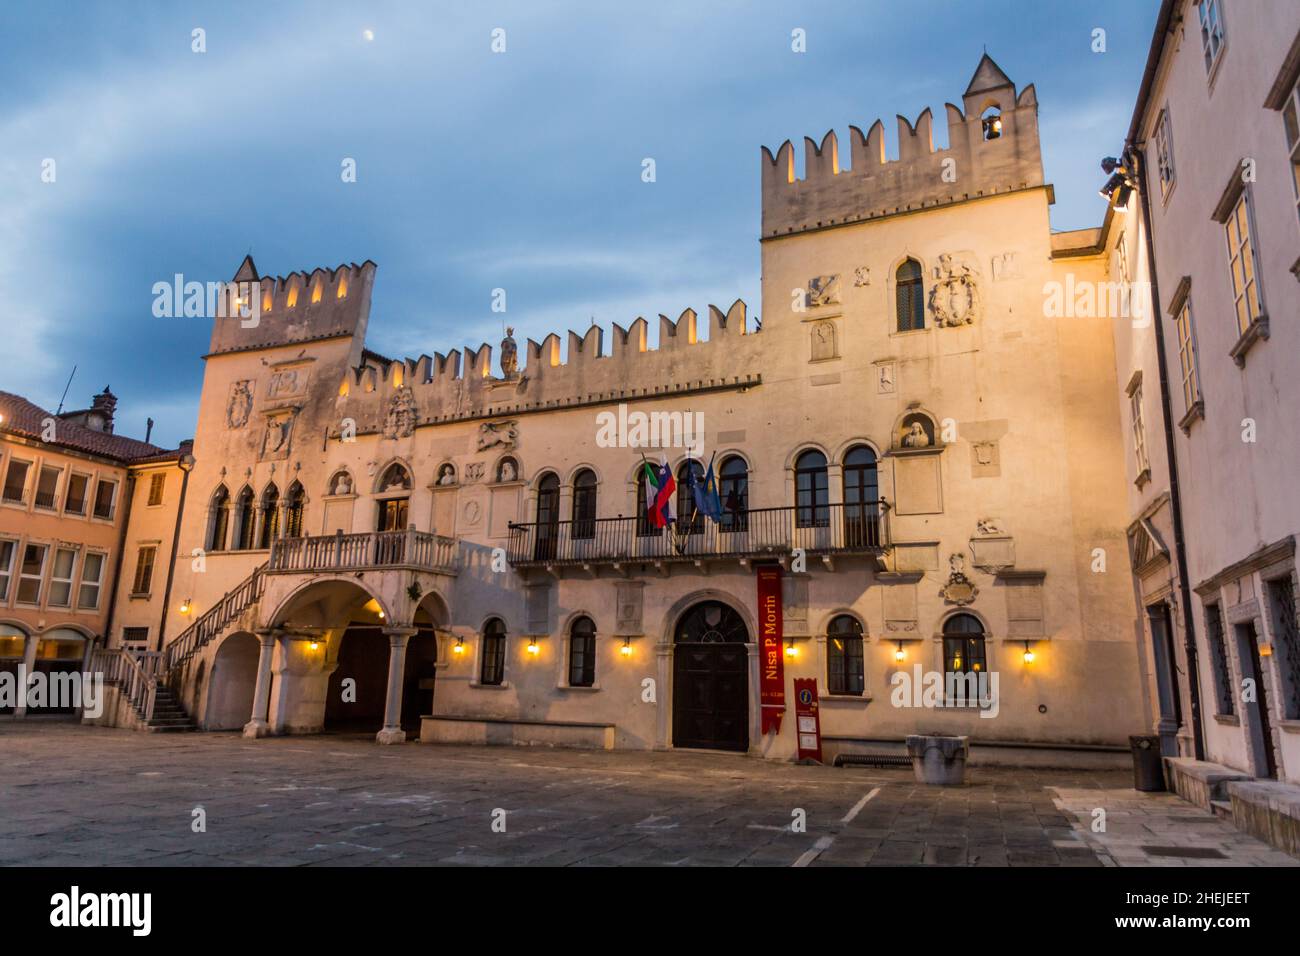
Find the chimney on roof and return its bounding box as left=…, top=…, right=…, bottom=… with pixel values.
left=88, top=386, right=117, bottom=433
left=145, top=417, right=154, bottom=444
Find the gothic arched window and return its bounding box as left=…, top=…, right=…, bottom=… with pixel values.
left=568, top=615, right=596, bottom=688
left=896, top=259, right=925, bottom=332
left=208, top=485, right=230, bottom=552
left=572, top=469, right=597, bottom=540
left=795, top=450, right=828, bottom=528
left=719, top=456, right=748, bottom=533
left=257, top=484, right=280, bottom=549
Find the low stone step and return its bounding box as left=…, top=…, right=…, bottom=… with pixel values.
left=1211, top=799, right=1233, bottom=820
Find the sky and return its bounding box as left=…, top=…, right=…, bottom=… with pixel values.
left=0, top=1, right=1159, bottom=448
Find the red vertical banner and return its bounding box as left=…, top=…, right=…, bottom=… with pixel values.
left=793, top=678, right=823, bottom=763
left=756, top=565, right=785, bottom=734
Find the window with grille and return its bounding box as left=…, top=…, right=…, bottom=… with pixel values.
left=568, top=616, right=596, bottom=687
left=1266, top=577, right=1300, bottom=720
left=64, top=473, right=89, bottom=515
left=92, top=478, right=117, bottom=520
left=17, top=544, right=47, bottom=605
left=1129, top=386, right=1150, bottom=476
left=1224, top=190, right=1265, bottom=336
left=131, top=546, right=157, bottom=596
left=1198, top=0, right=1226, bottom=75
left=77, top=552, right=105, bottom=609
left=122, top=627, right=149, bottom=646
left=895, top=259, right=925, bottom=332
left=147, top=472, right=166, bottom=506
left=1204, top=602, right=1234, bottom=716
left=1283, top=75, right=1300, bottom=225
left=48, top=548, right=77, bottom=608
left=3, top=459, right=29, bottom=504
left=0, top=539, right=16, bottom=602
left=1174, top=296, right=1202, bottom=414
left=480, top=618, right=506, bottom=686
left=34, top=466, right=61, bottom=510
left=1155, top=109, right=1175, bottom=198
left=827, top=615, right=864, bottom=696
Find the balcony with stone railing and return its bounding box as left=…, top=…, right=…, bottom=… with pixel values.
left=269, top=529, right=459, bottom=576
left=506, top=501, right=889, bottom=571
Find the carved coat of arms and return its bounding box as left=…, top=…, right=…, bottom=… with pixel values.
left=806, top=274, right=841, bottom=307
left=929, top=253, right=981, bottom=327
left=383, top=387, right=416, bottom=440
left=226, top=380, right=252, bottom=429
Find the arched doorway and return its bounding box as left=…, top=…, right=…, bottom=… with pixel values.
left=672, top=601, right=750, bottom=752
left=206, top=632, right=259, bottom=730
left=402, top=594, right=446, bottom=730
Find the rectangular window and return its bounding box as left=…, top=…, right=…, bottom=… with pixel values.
left=147, top=472, right=166, bottom=506
left=121, top=627, right=149, bottom=646
left=1198, top=0, right=1226, bottom=75
left=64, top=473, right=89, bottom=515
left=1174, top=296, right=1202, bottom=413
left=1155, top=109, right=1175, bottom=198
left=131, top=546, right=157, bottom=596
left=0, top=539, right=16, bottom=602
left=1284, top=76, right=1300, bottom=225
left=1225, top=191, right=1265, bottom=336
left=92, top=478, right=117, bottom=520
left=1204, top=602, right=1234, bottom=716
left=1130, top=386, right=1150, bottom=476
left=17, top=543, right=48, bottom=605
left=48, top=547, right=77, bottom=608
left=77, top=552, right=105, bottom=609
left=3, top=459, right=30, bottom=504
left=1266, top=577, right=1300, bottom=721
left=34, top=465, right=61, bottom=510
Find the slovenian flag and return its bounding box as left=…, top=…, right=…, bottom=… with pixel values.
left=643, top=457, right=676, bottom=529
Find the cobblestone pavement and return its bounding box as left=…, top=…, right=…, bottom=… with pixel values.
left=1, top=723, right=1294, bottom=867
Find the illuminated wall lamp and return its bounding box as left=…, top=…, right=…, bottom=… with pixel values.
left=784, top=639, right=797, bottom=659
left=620, top=637, right=632, bottom=657
left=526, top=637, right=539, bottom=656
left=894, top=641, right=906, bottom=663
left=1022, top=641, right=1035, bottom=664
left=178, top=598, right=192, bottom=615
left=453, top=637, right=465, bottom=656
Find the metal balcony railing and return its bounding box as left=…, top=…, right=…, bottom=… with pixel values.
left=269, top=529, right=458, bottom=575
left=507, top=501, right=888, bottom=567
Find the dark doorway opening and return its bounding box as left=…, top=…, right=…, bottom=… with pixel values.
left=672, top=601, right=749, bottom=752
left=1235, top=620, right=1279, bottom=779
left=324, top=626, right=389, bottom=734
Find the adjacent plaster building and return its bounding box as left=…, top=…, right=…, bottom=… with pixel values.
left=1106, top=0, right=1300, bottom=793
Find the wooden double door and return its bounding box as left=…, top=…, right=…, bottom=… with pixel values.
left=672, top=601, right=750, bottom=752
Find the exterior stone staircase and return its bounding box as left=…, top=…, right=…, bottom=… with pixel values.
left=89, top=564, right=267, bottom=731
left=143, top=685, right=197, bottom=732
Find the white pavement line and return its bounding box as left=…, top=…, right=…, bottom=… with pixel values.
left=792, top=835, right=835, bottom=868
left=840, top=787, right=881, bottom=825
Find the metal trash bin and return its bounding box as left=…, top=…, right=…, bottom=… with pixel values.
left=1129, top=735, right=1166, bottom=792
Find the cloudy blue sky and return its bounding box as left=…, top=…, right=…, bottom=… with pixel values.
left=0, top=1, right=1158, bottom=448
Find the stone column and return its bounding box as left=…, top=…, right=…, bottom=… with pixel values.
left=16, top=632, right=37, bottom=720
left=243, top=629, right=280, bottom=739
left=376, top=626, right=418, bottom=745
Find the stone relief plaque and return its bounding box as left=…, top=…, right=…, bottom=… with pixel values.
left=806, top=274, right=840, bottom=307
left=810, top=320, right=838, bottom=361
left=940, top=553, right=979, bottom=605
left=477, top=420, right=518, bottom=451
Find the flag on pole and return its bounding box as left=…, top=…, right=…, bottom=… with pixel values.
left=696, top=452, right=722, bottom=523
left=642, top=456, right=675, bottom=529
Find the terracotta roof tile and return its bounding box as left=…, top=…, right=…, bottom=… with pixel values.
left=0, top=390, right=177, bottom=464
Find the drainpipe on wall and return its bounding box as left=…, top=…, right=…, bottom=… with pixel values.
left=1130, top=143, right=1206, bottom=763
left=156, top=450, right=195, bottom=654
left=103, top=472, right=137, bottom=649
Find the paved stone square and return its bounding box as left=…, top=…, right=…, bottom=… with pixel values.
left=1, top=723, right=1294, bottom=867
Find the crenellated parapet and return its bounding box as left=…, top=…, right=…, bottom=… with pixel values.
left=335, top=299, right=759, bottom=437
left=208, top=255, right=376, bottom=356
left=761, top=55, right=1044, bottom=238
